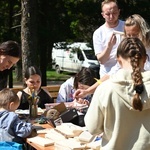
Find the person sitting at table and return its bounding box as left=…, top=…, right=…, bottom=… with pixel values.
left=56, top=67, right=96, bottom=105
left=57, top=67, right=96, bottom=127
left=17, top=66, right=53, bottom=109
left=0, top=88, right=32, bottom=146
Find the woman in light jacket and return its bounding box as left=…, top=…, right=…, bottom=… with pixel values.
left=85, top=37, right=150, bottom=150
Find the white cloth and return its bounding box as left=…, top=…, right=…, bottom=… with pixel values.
left=93, top=20, right=124, bottom=77
left=85, top=69, right=150, bottom=150
left=56, top=77, right=75, bottom=103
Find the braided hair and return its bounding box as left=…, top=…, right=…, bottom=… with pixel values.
left=117, top=37, right=147, bottom=111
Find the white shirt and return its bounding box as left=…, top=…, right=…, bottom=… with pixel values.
left=93, top=20, right=125, bottom=78
left=56, top=77, right=75, bottom=103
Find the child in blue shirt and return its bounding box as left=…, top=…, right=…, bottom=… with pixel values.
left=0, top=88, right=32, bottom=144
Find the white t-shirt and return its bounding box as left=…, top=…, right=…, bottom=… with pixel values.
left=56, top=77, right=75, bottom=103
left=93, top=20, right=124, bottom=78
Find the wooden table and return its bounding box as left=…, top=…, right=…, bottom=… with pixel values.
left=26, top=123, right=55, bottom=150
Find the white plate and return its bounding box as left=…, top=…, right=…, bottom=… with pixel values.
left=15, top=109, right=29, bottom=115
left=15, top=108, right=44, bottom=115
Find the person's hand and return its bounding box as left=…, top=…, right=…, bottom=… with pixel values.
left=76, top=98, right=89, bottom=106
left=108, top=33, right=117, bottom=49
left=73, top=89, right=88, bottom=99
left=73, top=99, right=89, bottom=113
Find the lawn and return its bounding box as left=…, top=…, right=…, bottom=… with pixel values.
left=46, top=70, right=71, bottom=80
left=13, top=69, right=72, bottom=84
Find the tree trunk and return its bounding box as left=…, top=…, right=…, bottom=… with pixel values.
left=21, top=0, right=38, bottom=80
left=8, top=0, right=13, bottom=87
left=38, top=0, right=49, bottom=86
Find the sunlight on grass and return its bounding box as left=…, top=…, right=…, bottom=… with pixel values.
left=46, top=70, right=70, bottom=80
left=13, top=69, right=70, bottom=82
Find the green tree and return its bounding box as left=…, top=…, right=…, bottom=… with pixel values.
left=0, top=0, right=150, bottom=86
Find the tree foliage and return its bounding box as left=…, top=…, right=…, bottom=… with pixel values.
left=0, top=0, right=150, bottom=85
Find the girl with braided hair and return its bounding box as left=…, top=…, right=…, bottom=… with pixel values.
left=84, top=37, right=150, bottom=150
left=116, top=37, right=146, bottom=111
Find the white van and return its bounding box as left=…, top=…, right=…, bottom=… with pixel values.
left=52, top=42, right=100, bottom=77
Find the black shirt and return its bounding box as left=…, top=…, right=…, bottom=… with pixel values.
left=18, top=88, right=54, bottom=109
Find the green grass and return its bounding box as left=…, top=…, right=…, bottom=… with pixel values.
left=13, top=69, right=72, bottom=83
left=46, top=70, right=70, bottom=80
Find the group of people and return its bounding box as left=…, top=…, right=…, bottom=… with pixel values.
left=0, top=41, right=29, bottom=148
left=0, top=41, right=54, bottom=148
left=0, top=40, right=97, bottom=147
left=74, top=0, right=150, bottom=150
left=0, top=0, right=150, bottom=149
left=56, top=1, right=150, bottom=149
left=74, top=1, right=150, bottom=98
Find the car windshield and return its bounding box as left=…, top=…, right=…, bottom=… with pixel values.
left=83, top=50, right=97, bottom=60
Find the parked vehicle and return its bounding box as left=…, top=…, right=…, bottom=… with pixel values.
left=52, top=42, right=100, bottom=78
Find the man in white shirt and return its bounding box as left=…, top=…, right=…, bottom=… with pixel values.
left=93, top=0, right=124, bottom=78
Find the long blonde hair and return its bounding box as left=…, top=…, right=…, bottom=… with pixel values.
left=125, top=14, right=150, bottom=48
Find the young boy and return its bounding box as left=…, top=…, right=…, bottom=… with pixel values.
left=0, top=88, right=32, bottom=144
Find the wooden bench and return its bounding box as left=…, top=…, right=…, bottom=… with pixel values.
left=11, top=85, right=60, bottom=102
left=42, top=85, right=60, bottom=101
